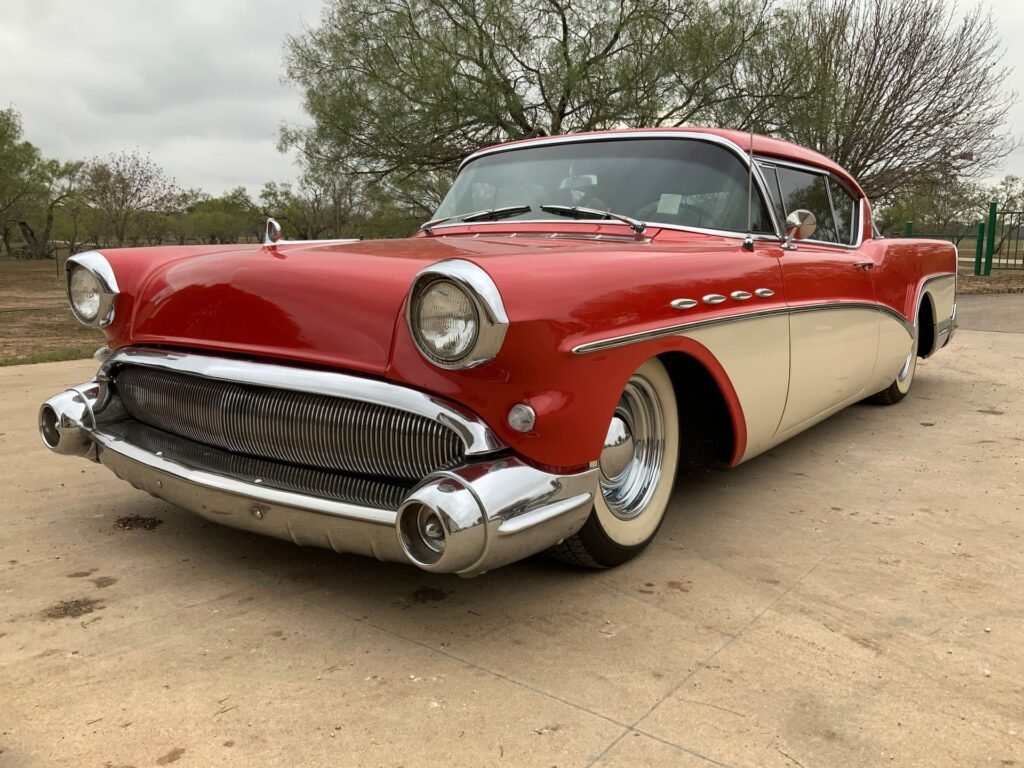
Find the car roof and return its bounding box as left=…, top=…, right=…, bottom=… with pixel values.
left=465, top=126, right=865, bottom=199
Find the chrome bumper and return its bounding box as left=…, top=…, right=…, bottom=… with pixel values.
left=39, top=376, right=596, bottom=576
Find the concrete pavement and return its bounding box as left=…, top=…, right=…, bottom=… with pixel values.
left=1, top=310, right=1023, bottom=767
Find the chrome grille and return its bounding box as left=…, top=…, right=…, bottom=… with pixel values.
left=104, top=421, right=409, bottom=510
left=114, top=365, right=463, bottom=481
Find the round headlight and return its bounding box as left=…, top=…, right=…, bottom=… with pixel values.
left=69, top=266, right=103, bottom=323
left=412, top=279, right=480, bottom=364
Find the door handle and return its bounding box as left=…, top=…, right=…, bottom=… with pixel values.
left=853, top=261, right=874, bottom=271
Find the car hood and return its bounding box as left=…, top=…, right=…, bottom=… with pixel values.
left=125, top=229, right=732, bottom=374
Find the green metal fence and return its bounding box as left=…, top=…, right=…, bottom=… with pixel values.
left=904, top=203, right=1024, bottom=276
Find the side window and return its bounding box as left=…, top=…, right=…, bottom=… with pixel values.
left=756, top=163, right=786, bottom=227
left=776, top=167, right=839, bottom=244
left=827, top=177, right=858, bottom=244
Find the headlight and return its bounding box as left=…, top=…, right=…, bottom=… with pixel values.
left=69, top=267, right=103, bottom=323
left=407, top=260, right=509, bottom=370
left=412, top=279, right=480, bottom=364
left=65, top=252, right=119, bottom=327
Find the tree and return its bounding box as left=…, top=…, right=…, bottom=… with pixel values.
left=83, top=150, right=180, bottom=246
left=281, top=0, right=774, bottom=203
left=759, top=0, right=1017, bottom=202
left=878, top=175, right=987, bottom=243
left=15, top=160, right=84, bottom=259
left=0, top=108, right=44, bottom=256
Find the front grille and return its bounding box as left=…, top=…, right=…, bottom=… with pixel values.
left=105, top=420, right=409, bottom=510
left=114, top=365, right=464, bottom=482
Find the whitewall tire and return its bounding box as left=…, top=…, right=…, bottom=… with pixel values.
left=549, top=357, right=680, bottom=568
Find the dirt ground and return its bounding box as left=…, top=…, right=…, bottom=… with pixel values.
left=0, top=259, right=104, bottom=364
left=0, top=296, right=1022, bottom=767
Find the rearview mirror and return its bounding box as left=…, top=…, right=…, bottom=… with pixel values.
left=783, top=210, right=816, bottom=249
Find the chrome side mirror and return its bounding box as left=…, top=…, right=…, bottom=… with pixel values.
left=264, top=217, right=283, bottom=246
left=783, top=209, right=816, bottom=250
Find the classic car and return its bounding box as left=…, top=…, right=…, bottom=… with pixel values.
left=40, top=128, right=957, bottom=575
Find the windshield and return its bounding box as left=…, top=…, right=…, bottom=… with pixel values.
left=434, top=138, right=774, bottom=234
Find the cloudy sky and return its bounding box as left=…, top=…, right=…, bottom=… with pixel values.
left=2, top=0, right=1023, bottom=195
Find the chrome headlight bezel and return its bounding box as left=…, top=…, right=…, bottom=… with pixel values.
left=65, top=251, right=119, bottom=328
left=406, top=260, right=508, bottom=370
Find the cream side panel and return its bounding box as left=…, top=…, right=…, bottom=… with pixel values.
left=925, top=275, right=956, bottom=325
left=869, top=314, right=913, bottom=394
left=776, top=308, right=878, bottom=435
left=680, top=315, right=790, bottom=463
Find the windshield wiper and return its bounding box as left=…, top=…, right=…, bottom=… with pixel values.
left=420, top=205, right=532, bottom=234
left=539, top=204, right=647, bottom=236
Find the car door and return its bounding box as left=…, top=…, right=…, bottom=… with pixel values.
left=758, top=161, right=878, bottom=436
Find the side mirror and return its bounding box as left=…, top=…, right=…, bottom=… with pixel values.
left=264, top=217, right=283, bottom=246
left=783, top=209, right=816, bottom=250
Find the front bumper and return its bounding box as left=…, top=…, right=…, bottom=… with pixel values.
left=39, top=360, right=596, bottom=576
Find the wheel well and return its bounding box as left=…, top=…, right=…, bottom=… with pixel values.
left=917, top=293, right=935, bottom=358
left=658, top=352, right=735, bottom=469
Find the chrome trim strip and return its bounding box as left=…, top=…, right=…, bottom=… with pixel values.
left=703, top=294, right=727, bottom=305
left=405, top=259, right=509, bottom=369
left=66, top=251, right=119, bottom=328
left=754, top=288, right=775, bottom=298
left=571, top=301, right=918, bottom=355
left=99, top=348, right=504, bottom=455
left=731, top=290, right=752, bottom=301
left=454, top=131, right=784, bottom=240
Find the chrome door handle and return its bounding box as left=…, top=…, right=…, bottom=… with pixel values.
left=853, top=261, right=874, bottom=271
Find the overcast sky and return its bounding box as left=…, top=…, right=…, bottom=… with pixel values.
left=2, top=0, right=1023, bottom=196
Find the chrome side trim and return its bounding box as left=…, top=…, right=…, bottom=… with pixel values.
left=703, top=294, right=727, bottom=305
left=405, top=259, right=509, bottom=370
left=99, top=348, right=504, bottom=456
left=572, top=273, right=958, bottom=356
left=571, top=301, right=918, bottom=355
left=671, top=298, right=698, bottom=310
left=731, top=290, right=752, bottom=301
left=66, top=251, right=119, bottom=328
left=455, top=131, right=784, bottom=239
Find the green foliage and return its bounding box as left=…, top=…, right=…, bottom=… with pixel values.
left=281, top=0, right=774, bottom=210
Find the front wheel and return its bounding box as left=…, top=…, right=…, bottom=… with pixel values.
left=549, top=358, right=680, bottom=568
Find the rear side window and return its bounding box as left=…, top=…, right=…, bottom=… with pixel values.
left=776, top=167, right=840, bottom=243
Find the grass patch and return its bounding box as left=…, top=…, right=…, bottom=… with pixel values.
left=0, top=345, right=100, bottom=367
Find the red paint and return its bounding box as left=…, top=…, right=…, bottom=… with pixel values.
left=91, top=129, right=956, bottom=473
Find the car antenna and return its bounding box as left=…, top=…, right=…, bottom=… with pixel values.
left=743, top=119, right=755, bottom=252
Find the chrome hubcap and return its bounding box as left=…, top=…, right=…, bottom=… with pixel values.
left=599, top=376, right=665, bottom=521
left=897, top=352, right=913, bottom=382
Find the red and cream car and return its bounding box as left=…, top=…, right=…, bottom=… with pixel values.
left=40, top=128, right=957, bottom=575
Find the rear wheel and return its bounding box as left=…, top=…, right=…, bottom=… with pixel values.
left=869, top=321, right=919, bottom=405
left=549, top=358, right=680, bottom=568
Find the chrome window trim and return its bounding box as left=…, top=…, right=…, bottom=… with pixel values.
left=756, top=157, right=866, bottom=249
left=451, top=131, right=784, bottom=240
left=405, top=259, right=509, bottom=370
left=98, top=348, right=504, bottom=456
left=66, top=251, right=120, bottom=328
left=428, top=220, right=785, bottom=244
